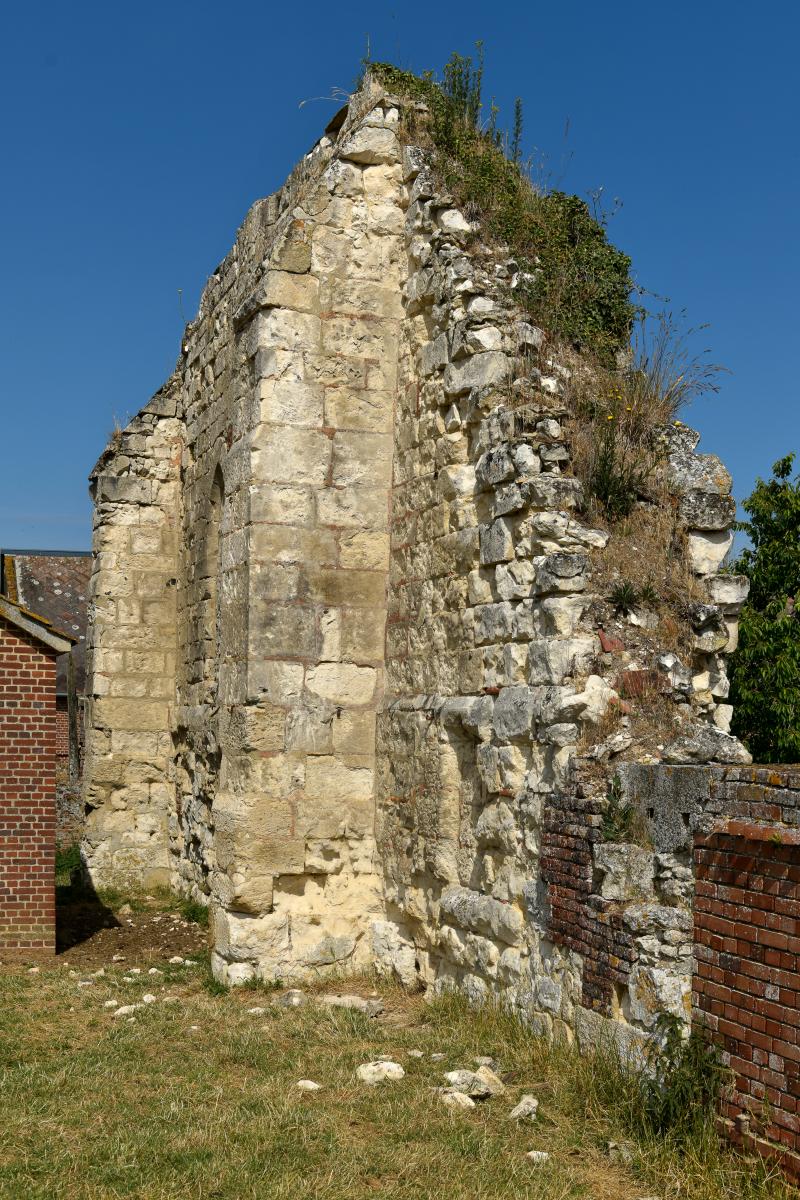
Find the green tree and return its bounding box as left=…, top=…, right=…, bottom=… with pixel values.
left=729, top=454, right=800, bottom=762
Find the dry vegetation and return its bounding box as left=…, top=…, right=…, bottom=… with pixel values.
left=0, top=890, right=794, bottom=1200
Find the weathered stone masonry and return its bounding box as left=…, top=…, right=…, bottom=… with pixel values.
left=84, top=77, right=752, bottom=1046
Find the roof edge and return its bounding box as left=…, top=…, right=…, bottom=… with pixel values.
left=0, top=595, right=77, bottom=654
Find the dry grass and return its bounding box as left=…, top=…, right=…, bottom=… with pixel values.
left=0, top=941, right=794, bottom=1200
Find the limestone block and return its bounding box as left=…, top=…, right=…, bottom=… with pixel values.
left=437, top=208, right=472, bottom=236
left=305, top=663, right=377, bottom=705
left=231, top=702, right=286, bottom=753
left=324, top=386, right=394, bottom=432
left=438, top=925, right=499, bottom=977
left=419, top=333, right=449, bottom=376
left=523, top=476, right=583, bottom=510
left=339, top=530, right=390, bottom=571
left=443, top=352, right=510, bottom=397
left=571, top=675, right=618, bottom=725
left=252, top=428, right=331, bottom=487
left=472, top=451, right=515, bottom=499
left=493, top=686, right=535, bottom=740
left=321, top=277, right=402, bottom=319
left=323, top=315, right=396, bottom=360
left=532, top=552, right=587, bottom=595
left=92, top=698, right=171, bottom=733
left=332, top=709, right=376, bottom=755
left=253, top=346, right=304, bottom=385
left=332, top=431, right=393, bottom=487
left=439, top=886, right=524, bottom=947
left=667, top=442, right=732, bottom=495
left=593, top=844, right=655, bottom=902
left=713, top=703, right=734, bottom=732
left=248, top=604, right=319, bottom=659
left=438, top=464, right=476, bottom=499
left=492, top=482, right=525, bottom=515
left=479, top=519, right=514, bottom=565
left=249, top=483, right=315, bottom=527
left=528, top=638, right=595, bottom=685
left=307, top=568, right=386, bottom=610
left=341, top=607, right=386, bottom=662
left=248, top=660, right=304, bottom=706
left=662, top=724, right=751, bottom=765
left=537, top=596, right=588, bottom=638
left=323, top=158, right=364, bottom=197
left=495, top=559, right=534, bottom=600
left=255, top=380, right=324, bottom=428
left=338, top=125, right=399, bottom=165
left=317, top=485, right=389, bottom=531
left=475, top=801, right=518, bottom=852
left=467, top=568, right=494, bottom=605
left=251, top=308, right=321, bottom=354
left=370, top=920, right=417, bottom=987
left=255, top=270, right=319, bottom=313
left=299, top=758, right=374, bottom=837
left=627, top=966, right=690, bottom=1028
left=285, top=699, right=335, bottom=754
left=706, top=574, right=749, bottom=609
left=678, top=490, right=736, bottom=531
left=474, top=601, right=515, bottom=646
left=249, top=524, right=338, bottom=567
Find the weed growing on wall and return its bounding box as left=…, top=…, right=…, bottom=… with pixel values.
left=371, top=52, right=637, bottom=364
left=641, top=1012, right=730, bottom=1143
left=570, top=311, right=726, bottom=523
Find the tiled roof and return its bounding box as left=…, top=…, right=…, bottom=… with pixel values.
left=1, top=550, right=91, bottom=694
left=0, top=594, right=76, bottom=657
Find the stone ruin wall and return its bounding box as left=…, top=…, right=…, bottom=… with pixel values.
left=83, top=78, right=751, bottom=1045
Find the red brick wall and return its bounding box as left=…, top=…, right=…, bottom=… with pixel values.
left=55, top=697, right=69, bottom=759
left=0, top=614, right=57, bottom=955
left=541, top=765, right=636, bottom=1012
left=694, top=768, right=800, bottom=1178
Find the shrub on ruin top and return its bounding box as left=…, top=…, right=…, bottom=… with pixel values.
left=370, top=51, right=637, bottom=364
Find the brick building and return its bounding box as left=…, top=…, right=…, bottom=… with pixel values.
left=1, top=551, right=91, bottom=789
left=0, top=594, right=74, bottom=956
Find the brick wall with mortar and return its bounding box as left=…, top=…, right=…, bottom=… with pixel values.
left=0, top=615, right=60, bottom=955
left=693, top=767, right=800, bottom=1177
left=84, top=77, right=753, bottom=1016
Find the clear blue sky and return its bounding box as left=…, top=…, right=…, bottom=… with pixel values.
left=1, top=1, right=797, bottom=550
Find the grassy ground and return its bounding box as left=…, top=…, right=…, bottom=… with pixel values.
left=0, top=894, right=795, bottom=1200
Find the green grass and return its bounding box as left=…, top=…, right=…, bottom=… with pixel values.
left=0, top=965, right=792, bottom=1200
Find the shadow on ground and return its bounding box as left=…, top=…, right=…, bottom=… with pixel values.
left=55, top=845, right=119, bottom=954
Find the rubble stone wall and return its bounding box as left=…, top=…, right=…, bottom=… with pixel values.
left=83, top=78, right=754, bottom=1034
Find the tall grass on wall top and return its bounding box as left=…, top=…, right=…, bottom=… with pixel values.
left=370, top=50, right=637, bottom=364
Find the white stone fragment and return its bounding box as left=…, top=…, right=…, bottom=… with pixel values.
left=526, top=1150, right=550, bottom=1165
left=113, top=1004, right=143, bottom=1018
left=440, top=1089, right=476, bottom=1110
left=509, top=1094, right=539, bottom=1121
left=356, top=1060, right=405, bottom=1084
left=296, top=1079, right=322, bottom=1092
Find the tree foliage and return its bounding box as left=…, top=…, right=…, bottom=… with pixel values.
left=729, top=454, right=800, bottom=763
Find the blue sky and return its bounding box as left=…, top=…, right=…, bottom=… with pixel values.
left=1, top=1, right=797, bottom=550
